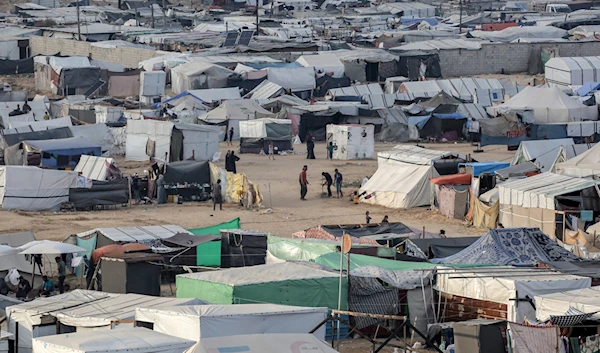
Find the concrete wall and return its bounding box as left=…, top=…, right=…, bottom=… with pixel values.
left=438, top=41, right=600, bottom=77
left=29, top=36, right=161, bottom=69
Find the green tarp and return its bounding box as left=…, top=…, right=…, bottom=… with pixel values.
left=75, top=235, right=97, bottom=276
left=189, top=218, right=240, bottom=266
left=313, top=252, right=438, bottom=271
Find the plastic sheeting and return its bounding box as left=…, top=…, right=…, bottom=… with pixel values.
left=535, top=286, right=600, bottom=321
left=297, top=54, right=344, bottom=78
left=239, top=119, right=292, bottom=139
left=554, top=142, right=600, bottom=177
left=69, top=178, right=129, bottom=209
left=267, top=67, right=316, bottom=92
left=163, top=160, right=210, bottom=184
left=187, top=333, right=339, bottom=353
left=170, top=61, right=234, bottom=94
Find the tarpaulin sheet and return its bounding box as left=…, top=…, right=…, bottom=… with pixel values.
left=430, top=173, right=471, bottom=185
left=2, top=127, right=73, bottom=147
left=189, top=218, right=240, bottom=267
left=321, top=223, right=413, bottom=238
left=163, top=233, right=219, bottom=247
left=164, top=160, right=210, bottom=185
left=267, top=67, right=315, bottom=92
left=69, top=178, right=129, bottom=209
left=0, top=57, right=33, bottom=75
left=460, top=162, right=511, bottom=177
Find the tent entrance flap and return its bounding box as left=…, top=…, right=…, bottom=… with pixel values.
left=170, top=128, right=184, bottom=162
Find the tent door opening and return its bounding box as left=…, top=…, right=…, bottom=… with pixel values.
left=366, top=62, right=379, bottom=82
left=170, top=128, right=184, bottom=162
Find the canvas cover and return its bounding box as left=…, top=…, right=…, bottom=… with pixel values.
left=297, top=54, right=345, bottom=78
left=31, top=327, right=195, bottom=353
left=135, top=304, right=327, bottom=340
left=267, top=67, right=316, bottom=92
left=164, top=160, right=210, bottom=184
left=75, top=155, right=120, bottom=181
left=78, top=225, right=192, bottom=248
left=7, top=116, right=72, bottom=131
left=511, top=139, right=593, bottom=172
left=545, top=56, right=600, bottom=86
left=187, top=333, right=339, bottom=353
left=69, top=179, right=129, bottom=209
left=170, top=61, right=234, bottom=94
left=432, top=228, right=581, bottom=265
left=0, top=231, right=39, bottom=274
left=1, top=127, right=73, bottom=148
left=0, top=166, right=78, bottom=211
left=376, top=145, right=458, bottom=166
left=554, top=142, right=600, bottom=177
left=536, top=286, right=600, bottom=321
left=239, top=119, right=291, bottom=139
left=199, top=100, right=275, bottom=140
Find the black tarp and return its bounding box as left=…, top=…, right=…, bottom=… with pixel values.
left=101, top=253, right=163, bottom=296
left=163, top=233, right=219, bottom=247
left=454, top=319, right=507, bottom=353
left=69, top=178, right=129, bottom=209
left=321, top=223, right=414, bottom=238
left=433, top=158, right=466, bottom=176
left=163, top=160, right=210, bottom=184
left=420, top=116, right=467, bottom=139
left=220, top=230, right=267, bottom=268
left=0, top=57, right=34, bottom=75
left=240, top=138, right=292, bottom=154
left=2, top=127, right=73, bottom=147
left=396, top=53, right=442, bottom=80
left=60, top=67, right=102, bottom=95
left=299, top=113, right=339, bottom=141
left=314, top=76, right=352, bottom=97
left=410, top=237, right=480, bottom=258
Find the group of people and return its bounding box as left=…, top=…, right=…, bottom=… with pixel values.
left=16, top=256, right=67, bottom=300
left=365, top=211, right=389, bottom=224
left=299, top=166, right=344, bottom=200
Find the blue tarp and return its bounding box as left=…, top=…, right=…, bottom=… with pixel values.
left=577, top=82, right=600, bottom=97
left=245, top=62, right=302, bottom=70
left=481, top=124, right=568, bottom=146
left=408, top=115, right=430, bottom=129
left=25, top=137, right=101, bottom=168
left=459, top=162, right=511, bottom=176
left=431, top=228, right=580, bottom=265
left=432, top=112, right=466, bottom=120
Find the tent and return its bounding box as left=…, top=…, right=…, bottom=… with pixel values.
left=239, top=118, right=292, bottom=154
left=170, top=61, right=234, bottom=94
left=267, top=67, right=316, bottom=92
left=554, top=142, right=600, bottom=177
left=4, top=116, right=72, bottom=132
left=407, top=237, right=480, bottom=259
left=176, top=262, right=347, bottom=310
left=459, top=162, right=511, bottom=177
left=70, top=123, right=115, bottom=155
left=376, top=106, right=410, bottom=142
left=126, top=120, right=220, bottom=162
left=0, top=127, right=73, bottom=150
left=75, top=155, right=121, bottom=181
left=545, top=56, right=600, bottom=87
left=178, top=88, right=241, bottom=103
left=69, top=178, right=129, bottom=210
left=198, top=100, right=275, bottom=140
left=77, top=225, right=192, bottom=250
left=5, top=137, right=101, bottom=169
left=188, top=218, right=241, bottom=267
left=360, top=145, right=464, bottom=208
left=326, top=124, right=374, bottom=160
left=0, top=166, right=78, bottom=211
left=135, top=304, right=328, bottom=340
left=31, top=327, right=195, bottom=353
left=511, top=138, right=593, bottom=172
left=498, top=173, right=600, bottom=236
left=535, top=286, right=600, bottom=321
left=296, top=54, right=345, bottom=78
left=486, top=86, right=598, bottom=123
left=163, top=160, right=210, bottom=184
left=436, top=266, right=590, bottom=323
left=187, top=333, right=339, bottom=353
left=432, top=228, right=581, bottom=265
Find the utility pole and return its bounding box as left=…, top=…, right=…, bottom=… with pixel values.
left=162, top=0, right=167, bottom=29
left=151, top=4, right=155, bottom=28
left=76, top=0, right=81, bottom=41
left=255, top=5, right=259, bottom=34
left=459, top=0, right=463, bottom=34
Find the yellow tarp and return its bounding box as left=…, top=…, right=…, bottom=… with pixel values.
left=209, top=162, right=263, bottom=208
left=466, top=189, right=499, bottom=229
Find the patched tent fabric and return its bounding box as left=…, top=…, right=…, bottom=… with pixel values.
left=432, top=228, right=581, bottom=265
left=209, top=162, right=262, bottom=209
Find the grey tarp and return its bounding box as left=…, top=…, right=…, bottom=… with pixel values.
left=163, top=160, right=210, bottom=184
left=1, top=127, right=73, bottom=147
left=69, top=178, right=129, bottom=209
left=162, top=233, right=219, bottom=247
left=495, top=162, right=540, bottom=180
left=409, top=237, right=480, bottom=258
left=265, top=123, right=291, bottom=139
left=376, top=107, right=410, bottom=142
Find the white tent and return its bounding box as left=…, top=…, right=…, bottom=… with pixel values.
left=296, top=54, right=345, bottom=78
left=498, top=172, right=600, bottom=236
left=198, top=100, right=275, bottom=140
left=554, top=143, right=600, bottom=177
left=187, top=333, right=339, bottom=353
left=0, top=231, right=39, bottom=274
left=486, top=86, right=598, bottom=123
left=239, top=118, right=291, bottom=138
left=267, top=67, right=316, bottom=92
left=399, top=78, right=519, bottom=102
left=135, top=304, right=328, bottom=340
left=170, top=61, right=234, bottom=94
left=4, top=116, right=71, bottom=131
left=326, top=124, right=374, bottom=160
left=536, top=286, right=600, bottom=321
left=360, top=145, right=462, bottom=208
left=74, top=155, right=119, bottom=181
left=32, top=327, right=195, bottom=353
left=436, top=267, right=591, bottom=323
left=78, top=225, right=192, bottom=249
left=0, top=166, right=78, bottom=211
left=469, top=26, right=567, bottom=43
left=126, top=120, right=220, bottom=162
left=545, top=56, right=600, bottom=87
left=511, top=138, right=593, bottom=172
left=70, top=123, right=114, bottom=155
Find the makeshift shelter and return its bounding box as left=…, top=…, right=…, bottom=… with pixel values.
left=187, top=333, right=339, bottom=353
left=405, top=237, right=480, bottom=259
left=498, top=173, right=600, bottom=237
left=0, top=166, right=78, bottom=211
left=220, top=229, right=267, bottom=268
left=511, top=138, right=592, bottom=172
left=176, top=262, right=347, bottom=310
left=176, top=88, right=240, bottom=104
left=326, top=83, right=384, bottom=98
left=326, top=124, right=374, bottom=160
left=535, top=286, right=600, bottom=322
left=75, top=155, right=121, bottom=181
left=34, top=56, right=101, bottom=96
left=31, top=327, right=195, bottom=353
left=135, top=304, right=328, bottom=340
left=170, top=61, right=235, bottom=94
left=430, top=174, right=472, bottom=220
left=267, top=67, right=316, bottom=92
left=4, top=137, right=101, bottom=169
left=296, top=54, right=345, bottom=78
left=329, top=49, right=399, bottom=82
left=545, top=56, right=600, bottom=87
left=68, top=178, right=129, bottom=210
left=376, top=106, right=410, bottom=142
left=238, top=118, right=292, bottom=154
left=554, top=142, right=600, bottom=177
left=198, top=100, right=275, bottom=140
left=486, top=86, right=598, bottom=123
left=126, top=120, right=220, bottom=162
left=188, top=218, right=241, bottom=267
left=360, top=145, right=464, bottom=208
left=432, top=228, right=581, bottom=265
left=163, top=160, right=210, bottom=185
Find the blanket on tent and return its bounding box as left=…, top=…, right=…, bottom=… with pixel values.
left=432, top=228, right=580, bottom=265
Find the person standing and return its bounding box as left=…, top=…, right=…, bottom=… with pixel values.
left=225, top=150, right=231, bottom=170
left=334, top=169, right=343, bottom=198
left=56, top=257, right=66, bottom=294
left=212, top=179, right=223, bottom=210
left=299, top=165, right=308, bottom=200
left=322, top=172, right=333, bottom=197
left=327, top=142, right=334, bottom=160
left=365, top=211, right=372, bottom=224
left=268, top=141, right=275, bottom=160
left=228, top=127, right=234, bottom=146
left=131, top=173, right=140, bottom=204
left=227, top=151, right=240, bottom=174
left=157, top=174, right=167, bottom=204
left=306, top=133, right=315, bottom=159
left=22, top=101, right=31, bottom=113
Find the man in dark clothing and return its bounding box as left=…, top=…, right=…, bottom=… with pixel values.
left=228, top=127, right=234, bottom=146
left=16, top=277, right=31, bottom=300
left=322, top=172, right=333, bottom=197
left=131, top=173, right=140, bottom=204
left=22, top=101, right=31, bottom=113
left=56, top=256, right=66, bottom=294
left=212, top=179, right=223, bottom=211
left=226, top=152, right=240, bottom=173
left=334, top=169, right=343, bottom=198
left=306, top=133, right=315, bottom=159
left=299, top=165, right=308, bottom=200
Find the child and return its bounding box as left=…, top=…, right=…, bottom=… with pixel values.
left=268, top=141, right=275, bottom=160
left=327, top=142, right=334, bottom=160
left=365, top=211, right=372, bottom=224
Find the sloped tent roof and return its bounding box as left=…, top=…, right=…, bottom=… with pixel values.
left=486, top=86, right=598, bottom=123
left=314, top=252, right=436, bottom=271
left=409, top=237, right=480, bottom=258
left=199, top=99, right=275, bottom=123
left=376, top=106, right=409, bottom=142
left=187, top=333, right=339, bottom=353
left=1, top=127, right=73, bottom=148
left=495, top=162, right=540, bottom=179
left=329, top=49, right=398, bottom=63
left=296, top=54, right=345, bottom=78
left=239, top=118, right=292, bottom=139
left=183, top=88, right=241, bottom=103
left=377, top=145, right=459, bottom=165
left=78, top=225, right=192, bottom=244
left=469, top=26, right=567, bottom=42
left=75, top=155, right=120, bottom=181
left=510, top=138, right=590, bottom=172
left=4, top=116, right=72, bottom=132
left=431, top=228, right=582, bottom=265
left=327, top=83, right=384, bottom=97
left=32, top=327, right=195, bottom=353
left=498, top=172, right=600, bottom=210
left=23, top=137, right=101, bottom=155
left=170, top=61, right=235, bottom=94
left=421, top=91, right=461, bottom=108
left=70, top=124, right=114, bottom=154
left=545, top=56, right=600, bottom=86
left=245, top=81, right=284, bottom=100
left=163, top=92, right=211, bottom=112
left=554, top=142, right=600, bottom=177
left=535, top=286, right=600, bottom=321
left=0, top=231, right=39, bottom=274
left=400, top=78, right=519, bottom=102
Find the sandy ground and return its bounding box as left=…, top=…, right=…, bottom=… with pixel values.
left=0, top=141, right=514, bottom=241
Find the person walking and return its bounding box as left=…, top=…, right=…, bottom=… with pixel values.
left=306, top=133, right=315, bottom=159
left=334, top=169, right=343, bottom=198
left=322, top=172, right=333, bottom=197
left=56, top=256, right=66, bottom=294
left=365, top=211, right=372, bottom=224
left=212, top=179, right=223, bottom=210
left=268, top=141, right=275, bottom=160
left=228, top=127, right=234, bottom=146
left=327, top=142, right=334, bottom=160
left=299, top=165, right=308, bottom=200
left=157, top=174, right=167, bottom=204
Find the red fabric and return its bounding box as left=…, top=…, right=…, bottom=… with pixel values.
left=92, top=244, right=125, bottom=264
left=122, top=243, right=150, bottom=252
left=429, top=173, right=472, bottom=185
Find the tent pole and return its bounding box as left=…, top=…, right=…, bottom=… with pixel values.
left=336, top=237, right=344, bottom=344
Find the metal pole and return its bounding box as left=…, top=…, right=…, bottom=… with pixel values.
left=76, top=0, right=81, bottom=41
left=336, top=237, right=344, bottom=344
left=162, top=0, right=167, bottom=29
left=459, top=0, right=463, bottom=34
left=151, top=5, right=155, bottom=28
